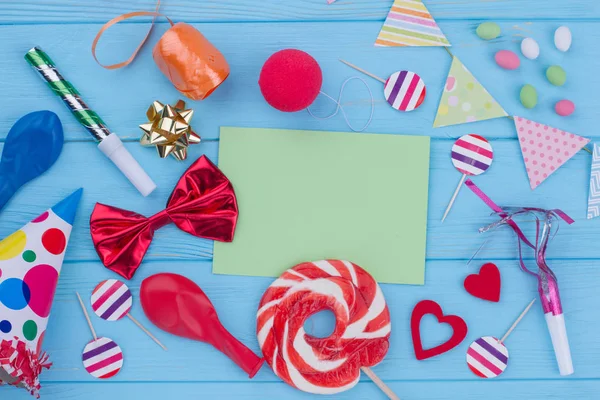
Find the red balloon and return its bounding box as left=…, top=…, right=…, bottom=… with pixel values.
left=140, top=273, right=264, bottom=377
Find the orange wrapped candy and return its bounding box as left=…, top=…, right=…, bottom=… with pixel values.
left=93, top=9, right=229, bottom=101
left=153, top=23, right=229, bottom=100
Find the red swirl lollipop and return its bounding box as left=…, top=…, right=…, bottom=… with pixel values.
left=258, top=260, right=398, bottom=398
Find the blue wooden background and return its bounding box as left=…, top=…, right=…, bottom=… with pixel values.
left=1, top=0, right=599, bottom=398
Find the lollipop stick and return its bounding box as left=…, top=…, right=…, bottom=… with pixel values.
left=339, top=59, right=386, bottom=84
left=361, top=367, right=400, bottom=400
left=126, top=313, right=168, bottom=351
left=466, top=238, right=489, bottom=266
left=499, top=299, right=536, bottom=344
left=76, top=292, right=97, bottom=341
left=442, top=174, right=467, bottom=223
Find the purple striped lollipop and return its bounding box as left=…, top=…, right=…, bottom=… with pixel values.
left=82, top=337, right=124, bottom=379
left=92, top=279, right=132, bottom=321
left=442, top=134, right=494, bottom=222
left=339, top=60, right=426, bottom=112
left=90, top=279, right=167, bottom=351
left=451, top=134, right=494, bottom=176
left=466, top=299, right=536, bottom=379
left=383, top=71, right=426, bottom=112
left=467, top=336, right=508, bottom=378
left=75, top=291, right=124, bottom=379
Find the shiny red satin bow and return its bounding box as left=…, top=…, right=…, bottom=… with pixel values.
left=90, top=156, right=238, bottom=279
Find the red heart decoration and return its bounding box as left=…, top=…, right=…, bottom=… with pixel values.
left=464, top=263, right=501, bottom=302
left=411, top=300, right=468, bottom=360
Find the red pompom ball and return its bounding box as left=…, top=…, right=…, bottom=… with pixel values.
left=259, top=49, right=323, bottom=112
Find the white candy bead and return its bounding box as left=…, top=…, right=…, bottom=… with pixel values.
left=521, top=37, right=540, bottom=60
left=554, top=26, right=572, bottom=52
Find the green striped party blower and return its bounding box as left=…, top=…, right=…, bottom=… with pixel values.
left=25, top=46, right=156, bottom=197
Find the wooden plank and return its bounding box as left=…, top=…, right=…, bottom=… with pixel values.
left=2, top=21, right=597, bottom=141
left=3, top=380, right=600, bottom=400
left=6, top=258, right=597, bottom=383
left=2, top=0, right=599, bottom=24
left=0, top=139, right=593, bottom=263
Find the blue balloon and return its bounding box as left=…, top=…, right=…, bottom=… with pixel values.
left=0, top=111, right=64, bottom=212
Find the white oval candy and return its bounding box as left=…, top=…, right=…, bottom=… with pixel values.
left=521, top=37, right=539, bottom=60
left=554, top=26, right=571, bottom=52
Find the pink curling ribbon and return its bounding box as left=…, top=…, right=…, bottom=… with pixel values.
left=465, top=179, right=575, bottom=376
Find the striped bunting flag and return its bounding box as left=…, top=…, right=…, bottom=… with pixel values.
left=375, top=0, right=450, bottom=47
left=588, top=143, right=600, bottom=219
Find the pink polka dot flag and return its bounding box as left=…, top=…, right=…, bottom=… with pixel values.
left=515, top=117, right=590, bottom=190
left=0, top=189, right=82, bottom=390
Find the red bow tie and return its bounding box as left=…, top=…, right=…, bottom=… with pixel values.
left=90, top=156, right=238, bottom=279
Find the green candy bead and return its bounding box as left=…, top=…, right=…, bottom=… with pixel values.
left=520, top=84, right=538, bottom=109
left=476, top=22, right=501, bottom=40
left=546, top=65, right=566, bottom=86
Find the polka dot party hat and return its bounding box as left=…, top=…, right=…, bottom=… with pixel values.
left=0, top=188, right=82, bottom=395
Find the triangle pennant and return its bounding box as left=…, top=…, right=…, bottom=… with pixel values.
left=514, top=116, right=590, bottom=190
left=375, top=0, right=450, bottom=47
left=433, top=57, right=508, bottom=128
left=587, top=143, right=600, bottom=219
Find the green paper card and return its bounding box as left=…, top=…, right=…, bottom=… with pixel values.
left=213, top=127, right=430, bottom=285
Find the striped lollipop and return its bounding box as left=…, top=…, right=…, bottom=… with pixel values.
left=466, top=299, right=536, bottom=379
left=451, top=134, right=494, bottom=176
left=442, top=134, right=494, bottom=222
left=340, top=60, right=426, bottom=112
left=82, top=337, right=124, bottom=379
left=75, top=292, right=124, bottom=380
left=466, top=336, right=508, bottom=378
left=384, top=71, right=426, bottom=112
left=92, top=279, right=132, bottom=321
left=91, top=280, right=167, bottom=350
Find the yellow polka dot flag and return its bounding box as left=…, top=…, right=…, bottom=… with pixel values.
left=434, top=56, right=507, bottom=128
left=375, top=0, right=450, bottom=47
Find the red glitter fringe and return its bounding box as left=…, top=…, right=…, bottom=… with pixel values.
left=0, top=338, right=52, bottom=398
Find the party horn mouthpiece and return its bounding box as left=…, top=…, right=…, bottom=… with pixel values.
left=545, top=313, right=574, bottom=376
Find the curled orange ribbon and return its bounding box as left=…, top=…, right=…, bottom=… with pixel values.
left=92, top=0, right=230, bottom=100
